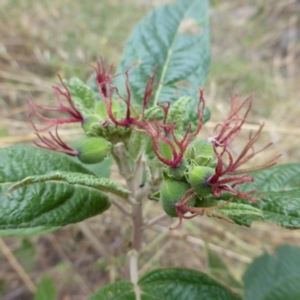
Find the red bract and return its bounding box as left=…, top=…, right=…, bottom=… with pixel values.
left=94, top=57, right=116, bottom=99
left=33, top=126, right=78, bottom=156
left=97, top=68, right=141, bottom=127
left=29, top=74, right=83, bottom=132
left=96, top=62, right=158, bottom=128
left=144, top=90, right=205, bottom=168
left=170, top=189, right=233, bottom=230
left=207, top=95, right=278, bottom=202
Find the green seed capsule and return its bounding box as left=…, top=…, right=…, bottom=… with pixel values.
left=160, top=179, right=195, bottom=217
left=185, top=139, right=217, bottom=167
left=74, top=137, right=112, bottom=164
left=82, top=114, right=101, bottom=135
left=165, top=158, right=189, bottom=180
left=187, top=166, right=214, bottom=197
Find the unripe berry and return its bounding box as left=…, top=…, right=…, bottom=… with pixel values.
left=160, top=179, right=195, bottom=217
left=82, top=115, right=101, bottom=134
left=74, top=137, right=111, bottom=164
left=165, top=158, right=189, bottom=180
left=187, top=166, right=214, bottom=197
left=185, top=139, right=217, bottom=167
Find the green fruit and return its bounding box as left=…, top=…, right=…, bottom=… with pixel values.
left=185, top=139, right=217, bottom=167
left=165, top=158, right=189, bottom=180
left=74, top=137, right=111, bottom=164
left=187, top=166, right=214, bottom=197
left=160, top=179, right=195, bottom=217
left=82, top=115, right=101, bottom=134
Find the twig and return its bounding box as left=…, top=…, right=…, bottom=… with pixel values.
left=128, top=250, right=141, bottom=300
left=128, top=249, right=139, bottom=284
left=113, top=143, right=146, bottom=281
left=0, top=237, right=37, bottom=294
left=144, top=213, right=168, bottom=228
left=128, top=157, right=145, bottom=252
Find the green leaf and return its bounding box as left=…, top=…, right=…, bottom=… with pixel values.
left=0, top=145, right=94, bottom=183
left=64, top=77, right=97, bottom=115
left=8, top=171, right=130, bottom=198
left=89, top=268, right=241, bottom=300
left=71, top=156, right=113, bottom=178
left=0, top=226, right=60, bottom=237
left=128, top=130, right=148, bottom=161
left=89, top=281, right=135, bottom=300
left=0, top=145, right=112, bottom=229
left=167, top=96, right=191, bottom=132
left=34, top=275, right=57, bottom=300
left=0, top=180, right=110, bottom=229
left=230, top=163, right=300, bottom=228
left=243, top=245, right=300, bottom=300
left=14, top=239, right=36, bottom=272
left=217, top=202, right=264, bottom=219
left=117, top=0, right=210, bottom=118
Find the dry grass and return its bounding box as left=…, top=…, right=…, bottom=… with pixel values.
left=0, top=0, right=299, bottom=299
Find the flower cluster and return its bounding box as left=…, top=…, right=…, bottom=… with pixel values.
left=29, top=57, right=278, bottom=227
left=166, top=95, right=279, bottom=228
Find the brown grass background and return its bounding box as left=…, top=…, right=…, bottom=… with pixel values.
left=0, top=0, right=299, bottom=299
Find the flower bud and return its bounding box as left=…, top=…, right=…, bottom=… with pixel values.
left=187, top=166, right=214, bottom=197
left=74, top=137, right=111, bottom=164
left=185, top=139, right=217, bottom=167
left=160, top=179, right=195, bottom=217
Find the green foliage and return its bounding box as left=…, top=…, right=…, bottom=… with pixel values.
left=0, top=179, right=110, bottom=229
left=117, top=0, right=210, bottom=122
left=166, top=96, right=191, bottom=133
left=128, top=130, right=148, bottom=161
left=0, top=146, right=112, bottom=230
left=89, top=281, right=134, bottom=300
left=34, top=275, right=57, bottom=300
left=64, top=77, right=97, bottom=115
left=243, top=245, right=300, bottom=300
left=230, top=163, right=300, bottom=228
left=89, top=268, right=241, bottom=300
left=8, top=171, right=130, bottom=198
left=216, top=201, right=264, bottom=220
left=0, top=145, right=94, bottom=182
